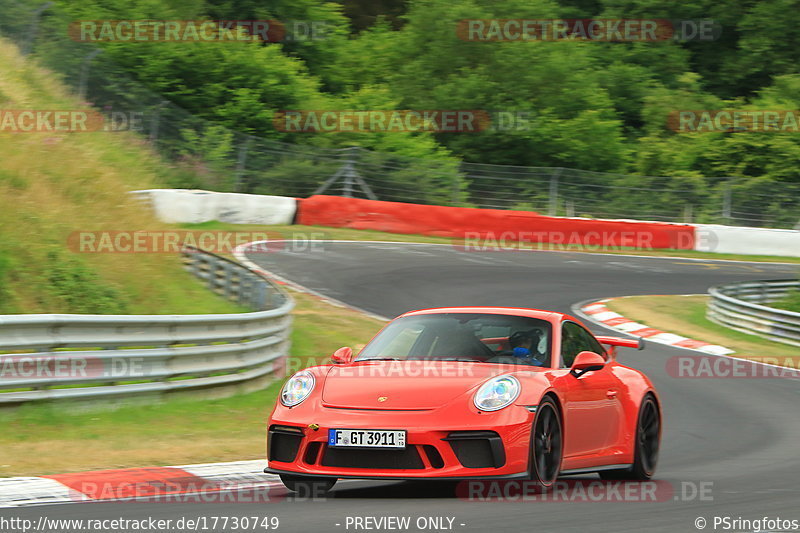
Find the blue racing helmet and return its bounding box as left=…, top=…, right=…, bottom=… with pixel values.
left=509, top=330, right=543, bottom=366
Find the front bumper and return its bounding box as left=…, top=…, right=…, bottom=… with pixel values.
left=267, top=402, right=534, bottom=479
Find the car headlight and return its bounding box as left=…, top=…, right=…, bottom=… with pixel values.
left=281, top=370, right=315, bottom=407
left=474, top=375, right=521, bottom=412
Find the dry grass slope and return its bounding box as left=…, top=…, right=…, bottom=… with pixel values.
left=0, top=38, right=241, bottom=314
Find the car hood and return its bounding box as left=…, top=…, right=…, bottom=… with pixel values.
left=321, top=360, right=522, bottom=410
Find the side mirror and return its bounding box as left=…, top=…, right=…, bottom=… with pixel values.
left=331, top=346, right=353, bottom=365
left=570, top=351, right=606, bottom=378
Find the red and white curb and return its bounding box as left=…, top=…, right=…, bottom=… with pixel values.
left=0, top=460, right=281, bottom=508
left=580, top=299, right=735, bottom=356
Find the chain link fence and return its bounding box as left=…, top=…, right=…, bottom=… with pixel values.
left=1, top=0, right=799, bottom=229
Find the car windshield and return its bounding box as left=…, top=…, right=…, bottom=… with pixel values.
left=357, top=313, right=552, bottom=367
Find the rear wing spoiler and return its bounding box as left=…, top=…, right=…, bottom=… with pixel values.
left=596, top=335, right=645, bottom=351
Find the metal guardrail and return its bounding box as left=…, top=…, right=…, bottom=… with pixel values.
left=0, top=247, right=293, bottom=406
left=181, top=246, right=288, bottom=311
left=707, top=279, right=800, bottom=347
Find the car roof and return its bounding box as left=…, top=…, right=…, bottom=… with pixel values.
left=399, top=306, right=566, bottom=322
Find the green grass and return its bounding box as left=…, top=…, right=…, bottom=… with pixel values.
left=180, top=221, right=800, bottom=264
left=606, top=295, right=800, bottom=363
left=0, top=38, right=245, bottom=315
left=771, top=290, right=800, bottom=313
left=0, top=290, right=385, bottom=476
left=683, top=300, right=798, bottom=355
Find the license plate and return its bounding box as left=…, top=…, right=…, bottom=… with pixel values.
left=328, top=429, right=406, bottom=449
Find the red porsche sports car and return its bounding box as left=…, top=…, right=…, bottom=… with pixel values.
left=266, top=307, right=661, bottom=494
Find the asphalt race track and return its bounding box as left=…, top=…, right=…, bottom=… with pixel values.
left=7, top=242, right=800, bottom=533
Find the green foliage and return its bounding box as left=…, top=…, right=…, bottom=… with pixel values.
left=43, top=249, right=129, bottom=314
left=0, top=248, right=16, bottom=313
left=725, top=0, right=800, bottom=98
left=1, top=0, right=798, bottom=225
left=251, top=158, right=339, bottom=197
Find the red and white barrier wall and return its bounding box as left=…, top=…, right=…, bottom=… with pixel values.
left=134, top=191, right=800, bottom=257
left=133, top=189, right=297, bottom=225
left=694, top=224, right=800, bottom=257
left=296, top=196, right=697, bottom=250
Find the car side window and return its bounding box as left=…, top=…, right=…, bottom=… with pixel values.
left=560, top=322, right=601, bottom=368
left=577, top=325, right=606, bottom=359
left=560, top=323, right=580, bottom=368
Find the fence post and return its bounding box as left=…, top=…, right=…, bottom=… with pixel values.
left=683, top=204, right=693, bottom=223
left=548, top=168, right=562, bottom=216
left=342, top=166, right=354, bottom=197
left=233, top=137, right=251, bottom=192
left=722, top=178, right=733, bottom=223
left=78, top=49, right=103, bottom=101
left=451, top=171, right=460, bottom=206
left=313, top=147, right=376, bottom=200
left=149, top=100, right=166, bottom=144
left=21, top=2, right=53, bottom=56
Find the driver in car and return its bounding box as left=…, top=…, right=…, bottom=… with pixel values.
left=507, top=330, right=544, bottom=366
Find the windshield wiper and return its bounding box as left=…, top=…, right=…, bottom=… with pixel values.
left=358, top=357, right=400, bottom=362
left=432, top=358, right=483, bottom=362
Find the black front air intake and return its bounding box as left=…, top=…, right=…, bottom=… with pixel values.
left=321, top=446, right=425, bottom=469
left=444, top=431, right=505, bottom=468
left=423, top=445, right=445, bottom=469
left=304, top=441, right=323, bottom=464
left=268, top=425, right=304, bottom=463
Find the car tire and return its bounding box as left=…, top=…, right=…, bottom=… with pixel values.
left=530, top=396, right=563, bottom=487
left=599, top=393, right=661, bottom=481
left=279, top=474, right=337, bottom=496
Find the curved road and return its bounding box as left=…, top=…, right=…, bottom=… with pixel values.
left=13, top=243, right=800, bottom=532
